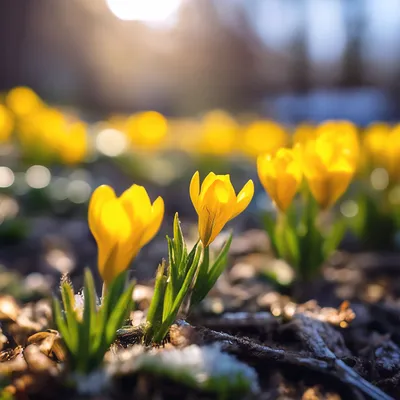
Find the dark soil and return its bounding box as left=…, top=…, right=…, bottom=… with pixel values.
left=1, top=226, right=400, bottom=399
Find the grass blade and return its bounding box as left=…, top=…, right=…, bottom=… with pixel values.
left=153, top=243, right=201, bottom=343
left=191, top=235, right=232, bottom=308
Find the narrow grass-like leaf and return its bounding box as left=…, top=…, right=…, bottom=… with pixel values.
left=323, top=219, right=346, bottom=258
left=192, top=243, right=208, bottom=294
left=146, top=262, right=168, bottom=333
left=60, top=281, right=78, bottom=353
left=83, top=268, right=97, bottom=341
left=77, top=269, right=97, bottom=372
left=207, top=234, right=232, bottom=287
left=153, top=243, right=202, bottom=343
left=92, top=270, right=127, bottom=356
left=173, top=213, right=186, bottom=267
left=147, top=262, right=167, bottom=322
left=167, top=236, right=175, bottom=266
left=262, top=212, right=278, bottom=255
left=163, top=277, right=174, bottom=322
left=179, top=240, right=200, bottom=282
left=105, top=270, right=128, bottom=317
left=105, top=282, right=135, bottom=345
left=53, top=298, right=73, bottom=351
left=283, top=223, right=300, bottom=267
left=166, top=236, right=179, bottom=299
left=191, top=235, right=232, bottom=308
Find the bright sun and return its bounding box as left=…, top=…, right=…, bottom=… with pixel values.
left=106, top=0, right=182, bottom=24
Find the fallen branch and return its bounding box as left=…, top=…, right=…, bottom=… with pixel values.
left=180, top=321, right=393, bottom=400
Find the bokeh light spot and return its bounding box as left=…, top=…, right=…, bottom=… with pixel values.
left=25, top=165, right=51, bottom=189
left=106, top=0, right=182, bottom=24
left=49, top=177, right=69, bottom=201
left=96, top=129, right=128, bottom=157
left=370, top=167, right=389, bottom=191
left=0, top=167, right=15, bottom=188
left=340, top=200, right=359, bottom=218
left=67, top=180, right=92, bottom=204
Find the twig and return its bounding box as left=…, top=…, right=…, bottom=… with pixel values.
left=184, top=323, right=393, bottom=400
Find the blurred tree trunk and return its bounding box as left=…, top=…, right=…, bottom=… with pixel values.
left=0, top=0, right=30, bottom=90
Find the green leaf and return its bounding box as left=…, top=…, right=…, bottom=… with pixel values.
left=92, top=270, right=127, bottom=356
left=262, top=212, right=278, bottom=254
left=146, top=262, right=167, bottom=331
left=105, top=282, right=135, bottom=346
left=104, top=270, right=128, bottom=319
left=166, top=236, right=179, bottom=298
left=193, top=243, right=209, bottom=294
left=60, top=279, right=78, bottom=353
left=191, top=235, right=232, bottom=308
left=153, top=243, right=202, bottom=343
left=167, top=235, right=175, bottom=267
left=77, top=269, right=97, bottom=372
left=274, top=222, right=286, bottom=260
left=173, top=213, right=186, bottom=267
left=83, top=269, right=98, bottom=342
left=53, top=298, right=73, bottom=351
left=207, top=234, right=233, bottom=287
left=323, top=218, right=346, bottom=258
left=283, top=222, right=300, bottom=267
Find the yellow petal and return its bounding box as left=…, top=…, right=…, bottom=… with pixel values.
left=198, top=179, right=234, bottom=246
left=189, top=171, right=200, bottom=212
left=199, top=172, right=216, bottom=201
left=275, top=172, right=299, bottom=211
left=120, top=184, right=152, bottom=229
left=231, top=179, right=254, bottom=219
left=140, top=196, right=165, bottom=247
left=327, top=170, right=353, bottom=208
left=257, top=150, right=301, bottom=212
left=308, top=170, right=353, bottom=209
left=88, top=185, right=116, bottom=243
left=97, top=198, right=132, bottom=284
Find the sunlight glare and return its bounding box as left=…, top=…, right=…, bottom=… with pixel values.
left=106, top=0, right=182, bottom=25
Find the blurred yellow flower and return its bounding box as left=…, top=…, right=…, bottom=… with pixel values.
left=300, top=136, right=355, bottom=209
left=58, top=122, right=88, bottom=165
left=257, top=148, right=302, bottom=212
left=166, top=119, right=202, bottom=153
left=0, top=104, right=14, bottom=143
left=243, top=120, right=288, bottom=158
left=315, top=121, right=360, bottom=169
left=89, top=184, right=164, bottom=284
left=384, top=125, right=400, bottom=183
left=6, top=87, right=43, bottom=117
left=126, top=111, right=168, bottom=151
left=198, top=110, right=238, bottom=155
left=360, top=122, right=400, bottom=183
left=16, top=106, right=88, bottom=164
left=190, top=171, right=254, bottom=246
left=292, top=123, right=316, bottom=145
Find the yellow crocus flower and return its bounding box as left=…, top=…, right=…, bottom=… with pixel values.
left=257, top=148, right=302, bottom=212
left=6, top=87, right=43, bottom=117
left=242, top=120, right=288, bottom=158
left=292, top=123, right=316, bottom=145
left=300, top=136, right=355, bottom=209
left=315, top=120, right=360, bottom=169
left=198, top=110, right=238, bottom=155
left=385, top=125, right=400, bottom=183
left=59, top=122, right=88, bottom=165
left=89, top=184, right=164, bottom=284
left=190, top=171, right=254, bottom=247
left=125, top=111, right=168, bottom=151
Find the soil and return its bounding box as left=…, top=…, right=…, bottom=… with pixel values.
left=1, top=215, right=400, bottom=399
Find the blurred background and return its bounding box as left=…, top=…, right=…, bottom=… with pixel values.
left=1, top=0, right=400, bottom=122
